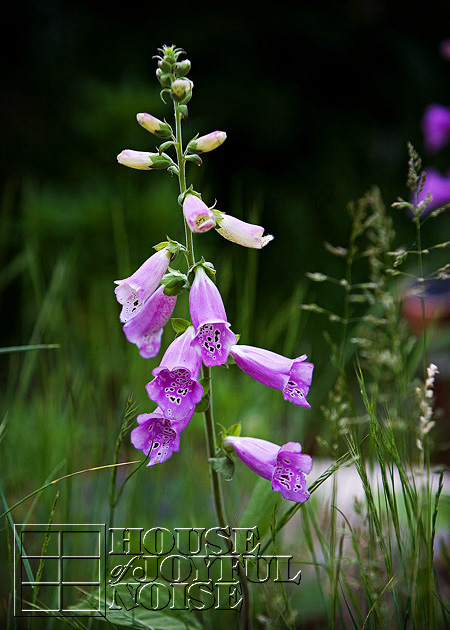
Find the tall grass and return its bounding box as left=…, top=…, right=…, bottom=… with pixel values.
left=1, top=150, right=449, bottom=629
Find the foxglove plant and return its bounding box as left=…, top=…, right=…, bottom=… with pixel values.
left=115, top=45, right=315, bottom=628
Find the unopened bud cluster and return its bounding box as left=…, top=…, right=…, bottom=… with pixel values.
left=155, top=45, right=194, bottom=107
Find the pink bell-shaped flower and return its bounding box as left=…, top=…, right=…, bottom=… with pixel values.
left=189, top=265, right=237, bottom=367
left=114, top=248, right=171, bottom=323
left=182, top=195, right=216, bottom=233
left=223, top=436, right=313, bottom=503
left=230, top=345, right=314, bottom=408
left=123, top=286, right=177, bottom=358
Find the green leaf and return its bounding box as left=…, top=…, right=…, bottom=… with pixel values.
left=198, top=377, right=210, bottom=395
left=162, top=268, right=189, bottom=295
left=0, top=344, right=60, bottom=354
left=170, top=318, right=191, bottom=335
left=70, top=584, right=202, bottom=629
left=209, top=455, right=235, bottom=481
left=239, top=477, right=281, bottom=541
left=194, top=393, right=210, bottom=414
left=226, top=423, right=241, bottom=438
left=185, top=154, right=202, bottom=166
left=158, top=140, right=175, bottom=153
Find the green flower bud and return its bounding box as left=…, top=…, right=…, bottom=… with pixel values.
left=158, top=58, right=173, bottom=73
left=156, top=68, right=172, bottom=88
left=171, top=78, right=194, bottom=103
left=175, top=59, right=191, bottom=77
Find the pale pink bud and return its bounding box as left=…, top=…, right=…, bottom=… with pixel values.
left=136, top=113, right=172, bottom=138
left=117, top=150, right=172, bottom=170
left=188, top=131, right=227, bottom=154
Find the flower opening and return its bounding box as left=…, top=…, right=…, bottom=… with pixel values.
left=224, top=436, right=312, bottom=503
left=146, top=326, right=203, bottom=420
left=182, top=195, right=216, bottom=233
left=131, top=407, right=192, bottom=466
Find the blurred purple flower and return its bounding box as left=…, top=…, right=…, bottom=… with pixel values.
left=123, top=286, right=176, bottom=358
left=189, top=266, right=237, bottom=366
left=230, top=345, right=314, bottom=408
left=422, top=104, right=450, bottom=154
left=131, top=407, right=192, bottom=466
left=223, top=436, right=312, bottom=502
left=146, top=326, right=203, bottom=420
left=440, top=39, right=450, bottom=62
left=416, top=168, right=450, bottom=216
left=114, top=248, right=171, bottom=323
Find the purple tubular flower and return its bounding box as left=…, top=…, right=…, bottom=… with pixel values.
left=114, top=248, right=171, bottom=323
left=230, top=345, right=314, bottom=408
left=131, top=407, right=192, bottom=466
left=416, top=168, right=450, bottom=216
left=223, top=436, right=312, bottom=503
left=189, top=266, right=237, bottom=366
left=182, top=195, right=216, bottom=233
left=123, top=285, right=177, bottom=358
left=146, top=326, right=203, bottom=420
left=422, top=104, right=450, bottom=154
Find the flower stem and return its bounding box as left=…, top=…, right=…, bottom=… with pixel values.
left=202, top=365, right=253, bottom=630
left=201, top=365, right=227, bottom=526
left=174, top=105, right=195, bottom=267
left=173, top=99, right=252, bottom=630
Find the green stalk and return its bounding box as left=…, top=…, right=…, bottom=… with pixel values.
left=202, top=367, right=252, bottom=629
left=174, top=105, right=194, bottom=267
left=415, top=216, right=428, bottom=375
left=173, top=99, right=252, bottom=629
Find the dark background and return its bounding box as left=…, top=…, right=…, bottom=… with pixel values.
left=2, top=0, right=450, bottom=345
